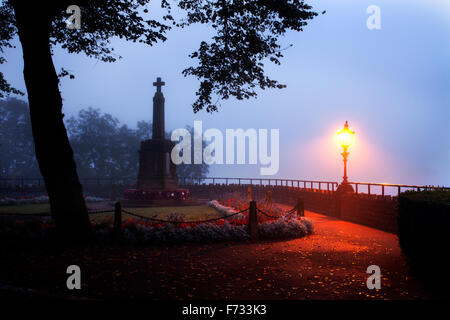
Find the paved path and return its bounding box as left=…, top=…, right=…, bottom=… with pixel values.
left=0, top=210, right=428, bottom=299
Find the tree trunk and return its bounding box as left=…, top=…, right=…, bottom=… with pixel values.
left=12, top=2, right=91, bottom=243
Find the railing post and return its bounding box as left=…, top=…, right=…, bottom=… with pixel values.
left=114, top=202, right=122, bottom=240
left=398, top=186, right=401, bottom=195
left=248, top=201, right=258, bottom=240
left=368, top=184, right=371, bottom=195
left=382, top=185, right=385, bottom=196
left=297, top=198, right=304, bottom=217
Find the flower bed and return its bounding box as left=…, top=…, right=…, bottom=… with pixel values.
left=0, top=197, right=313, bottom=244
left=90, top=209, right=313, bottom=244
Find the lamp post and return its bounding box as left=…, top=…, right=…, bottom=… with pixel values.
left=336, top=121, right=355, bottom=193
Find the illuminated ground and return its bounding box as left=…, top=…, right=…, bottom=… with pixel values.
left=0, top=209, right=431, bottom=300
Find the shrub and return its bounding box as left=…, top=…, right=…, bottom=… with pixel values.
left=398, top=189, right=450, bottom=294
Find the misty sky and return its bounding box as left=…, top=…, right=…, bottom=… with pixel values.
left=2, top=0, right=450, bottom=187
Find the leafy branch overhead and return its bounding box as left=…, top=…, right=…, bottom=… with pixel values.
left=179, top=0, right=317, bottom=112
left=0, top=3, right=23, bottom=97
left=0, top=0, right=316, bottom=111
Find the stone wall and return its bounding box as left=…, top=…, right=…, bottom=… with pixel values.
left=339, top=194, right=398, bottom=234
left=185, top=184, right=398, bottom=234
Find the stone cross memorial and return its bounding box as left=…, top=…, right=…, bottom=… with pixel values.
left=136, top=77, right=179, bottom=190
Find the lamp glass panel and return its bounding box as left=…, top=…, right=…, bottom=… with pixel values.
left=337, top=128, right=354, bottom=148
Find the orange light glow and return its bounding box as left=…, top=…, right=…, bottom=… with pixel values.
left=337, top=121, right=355, bottom=149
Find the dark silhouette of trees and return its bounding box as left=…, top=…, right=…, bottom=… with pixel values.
left=0, top=101, right=209, bottom=179
left=67, top=107, right=209, bottom=179
left=0, top=1, right=316, bottom=242
left=0, top=98, right=39, bottom=178
left=66, top=108, right=138, bottom=179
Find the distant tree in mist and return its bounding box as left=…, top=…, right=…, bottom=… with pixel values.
left=66, top=108, right=209, bottom=179
left=0, top=100, right=209, bottom=179
left=0, top=98, right=39, bottom=178
left=175, top=126, right=210, bottom=181
left=66, top=107, right=139, bottom=179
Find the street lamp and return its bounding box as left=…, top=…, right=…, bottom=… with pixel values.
left=336, top=121, right=355, bottom=193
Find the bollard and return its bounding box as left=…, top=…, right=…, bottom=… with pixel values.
left=114, top=201, right=122, bottom=240
left=248, top=200, right=258, bottom=240
left=297, top=198, right=304, bottom=217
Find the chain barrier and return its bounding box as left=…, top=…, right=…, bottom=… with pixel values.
left=0, top=204, right=297, bottom=221
left=284, top=207, right=297, bottom=214
left=87, top=209, right=115, bottom=215
left=122, top=207, right=249, bottom=224
left=256, top=206, right=297, bottom=219
left=256, top=208, right=279, bottom=219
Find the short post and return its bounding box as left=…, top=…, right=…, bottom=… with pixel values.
left=297, top=198, right=304, bottom=217
left=248, top=200, right=258, bottom=240
left=114, top=201, right=122, bottom=240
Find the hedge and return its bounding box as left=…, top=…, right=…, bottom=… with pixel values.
left=398, top=190, right=450, bottom=295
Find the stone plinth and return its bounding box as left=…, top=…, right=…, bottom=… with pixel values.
left=136, top=139, right=178, bottom=190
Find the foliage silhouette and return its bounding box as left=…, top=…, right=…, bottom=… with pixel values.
left=0, top=0, right=316, bottom=242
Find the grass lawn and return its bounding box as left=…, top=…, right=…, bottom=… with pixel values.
left=93, top=205, right=223, bottom=223
left=0, top=204, right=223, bottom=223
left=0, top=203, right=50, bottom=214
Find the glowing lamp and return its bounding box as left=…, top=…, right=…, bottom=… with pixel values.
left=336, top=121, right=355, bottom=193
left=337, top=121, right=355, bottom=150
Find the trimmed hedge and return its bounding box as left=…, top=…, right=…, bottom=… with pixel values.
left=398, top=190, right=450, bottom=295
